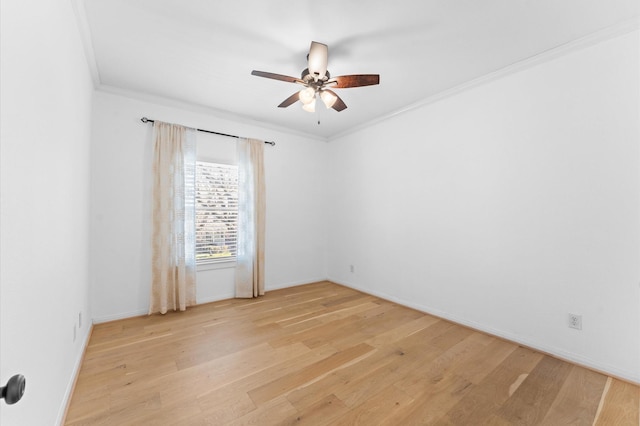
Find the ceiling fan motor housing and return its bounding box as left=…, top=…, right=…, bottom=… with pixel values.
left=301, top=68, right=330, bottom=86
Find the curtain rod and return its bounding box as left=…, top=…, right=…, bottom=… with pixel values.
left=140, top=117, right=276, bottom=146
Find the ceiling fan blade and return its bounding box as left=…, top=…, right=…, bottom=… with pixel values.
left=329, top=74, right=380, bottom=88
left=251, top=70, right=303, bottom=84
left=324, top=89, right=347, bottom=112
left=278, top=92, right=300, bottom=108
left=307, top=41, right=328, bottom=80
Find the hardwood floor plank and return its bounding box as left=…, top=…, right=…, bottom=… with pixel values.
left=285, top=340, right=413, bottom=411
left=65, top=282, right=639, bottom=425
left=594, top=377, right=640, bottom=425
left=392, top=326, right=475, bottom=396
left=332, top=383, right=415, bottom=425
left=539, top=365, right=607, bottom=425
left=455, top=337, right=518, bottom=384
left=285, top=316, right=459, bottom=414
left=196, top=344, right=339, bottom=415
left=284, top=393, right=349, bottom=425
left=267, top=303, right=380, bottom=348
left=225, top=396, right=298, bottom=426
left=247, top=342, right=375, bottom=405
left=154, top=342, right=310, bottom=409
left=394, top=374, right=474, bottom=424
left=366, top=313, right=441, bottom=348
left=389, top=332, right=495, bottom=423
left=439, top=346, right=545, bottom=425
left=198, top=388, right=257, bottom=425
left=278, top=300, right=380, bottom=329
left=496, top=355, right=574, bottom=424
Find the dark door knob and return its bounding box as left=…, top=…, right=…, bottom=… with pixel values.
left=1, top=374, right=26, bottom=405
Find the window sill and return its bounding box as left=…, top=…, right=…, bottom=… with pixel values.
left=197, top=260, right=236, bottom=271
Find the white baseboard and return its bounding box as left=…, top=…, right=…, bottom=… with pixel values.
left=92, top=309, right=148, bottom=324
left=91, top=278, right=329, bottom=323
left=197, top=292, right=235, bottom=305
left=267, top=277, right=329, bottom=291
left=56, top=323, right=93, bottom=426
left=330, top=277, right=640, bottom=385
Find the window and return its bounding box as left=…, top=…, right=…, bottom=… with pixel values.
left=195, top=161, right=238, bottom=263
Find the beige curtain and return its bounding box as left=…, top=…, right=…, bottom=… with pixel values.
left=235, top=138, right=266, bottom=298
left=149, top=121, right=197, bottom=314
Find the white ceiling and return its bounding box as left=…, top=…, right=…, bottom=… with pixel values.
left=80, top=0, right=638, bottom=139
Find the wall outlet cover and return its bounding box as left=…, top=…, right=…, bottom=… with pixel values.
left=568, top=313, right=582, bottom=330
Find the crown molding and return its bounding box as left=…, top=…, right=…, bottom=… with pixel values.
left=96, top=84, right=329, bottom=143
left=329, top=17, right=640, bottom=142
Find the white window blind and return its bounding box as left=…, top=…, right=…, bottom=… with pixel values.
left=195, top=161, right=238, bottom=263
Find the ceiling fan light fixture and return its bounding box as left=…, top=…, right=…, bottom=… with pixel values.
left=302, top=100, right=316, bottom=113
left=299, top=87, right=316, bottom=104
left=320, top=90, right=337, bottom=109
left=251, top=41, right=379, bottom=114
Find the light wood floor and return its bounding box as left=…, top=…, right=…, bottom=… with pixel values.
left=65, top=281, right=639, bottom=425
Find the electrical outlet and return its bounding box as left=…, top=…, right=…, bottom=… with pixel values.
left=568, top=313, right=582, bottom=330
left=350, top=265, right=355, bottom=273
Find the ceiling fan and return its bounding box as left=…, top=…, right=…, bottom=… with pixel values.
left=251, top=41, right=380, bottom=113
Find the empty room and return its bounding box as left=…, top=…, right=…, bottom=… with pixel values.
left=1, top=0, right=639, bottom=425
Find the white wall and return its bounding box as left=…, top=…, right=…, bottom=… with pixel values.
left=327, top=30, right=640, bottom=382
left=0, top=0, right=94, bottom=424
left=90, top=91, right=328, bottom=321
